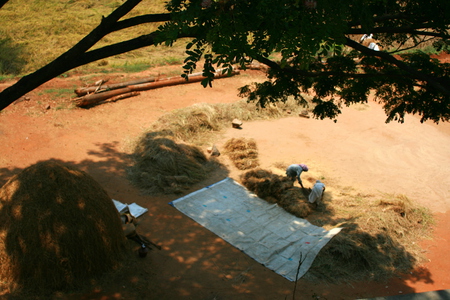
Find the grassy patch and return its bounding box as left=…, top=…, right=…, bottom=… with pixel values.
left=0, top=0, right=177, bottom=75
left=38, top=88, right=75, bottom=100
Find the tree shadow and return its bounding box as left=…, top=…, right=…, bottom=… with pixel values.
left=302, top=189, right=435, bottom=295
left=0, top=38, right=27, bottom=75
left=0, top=141, right=436, bottom=300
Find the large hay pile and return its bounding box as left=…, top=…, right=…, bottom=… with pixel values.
left=0, top=161, right=127, bottom=295
left=306, top=194, right=433, bottom=283
left=223, top=138, right=259, bottom=170
left=128, top=132, right=219, bottom=195
left=240, top=168, right=312, bottom=218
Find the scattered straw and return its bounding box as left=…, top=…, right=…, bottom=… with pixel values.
left=127, top=99, right=434, bottom=284
left=127, top=132, right=220, bottom=195
left=128, top=99, right=308, bottom=193
left=145, top=99, right=309, bottom=146
left=240, top=168, right=312, bottom=218
left=0, top=161, right=127, bottom=295
left=223, top=138, right=259, bottom=170
left=306, top=193, right=434, bottom=283
left=240, top=168, right=433, bottom=283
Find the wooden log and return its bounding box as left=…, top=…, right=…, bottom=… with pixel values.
left=74, top=76, right=156, bottom=96
left=129, top=70, right=240, bottom=91
left=74, top=68, right=234, bottom=96
left=106, top=91, right=140, bottom=103
left=75, top=87, right=132, bottom=107
left=74, top=69, right=240, bottom=108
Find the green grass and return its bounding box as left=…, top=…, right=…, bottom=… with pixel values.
left=38, top=88, right=75, bottom=99
left=0, top=0, right=182, bottom=76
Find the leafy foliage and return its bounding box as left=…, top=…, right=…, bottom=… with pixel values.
left=0, top=0, right=449, bottom=123
left=160, top=0, right=450, bottom=123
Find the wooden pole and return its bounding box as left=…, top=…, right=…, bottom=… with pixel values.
left=74, top=76, right=156, bottom=96
left=74, top=69, right=241, bottom=108
left=75, top=87, right=133, bottom=107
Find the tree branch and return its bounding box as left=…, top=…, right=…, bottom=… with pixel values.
left=346, top=27, right=450, bottom=39
left=0, top=0, right=8, bottom=9
left=0, top=0, right=166, bottom=111
left=253, top=55, right=404, bottom=80
left=76, top=32, right=196, bottom=67
left=111, top=13, right=171, bottom=31
left=345, top=38, right=450, bottom=96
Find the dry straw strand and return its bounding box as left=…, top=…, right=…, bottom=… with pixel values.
left=223, top=138, right=259, bottom=170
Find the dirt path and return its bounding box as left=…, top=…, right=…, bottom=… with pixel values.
left=0, top=68, right=449, bottom=299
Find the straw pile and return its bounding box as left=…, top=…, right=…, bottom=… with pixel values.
left=306, top=194, right=433, bottom=283
left=223, top=138, right=259, bottom=170
left=240, top=168, right=312, bottom=218
left=0, top=161, right=127, bottom=294
left=147, top=99, right=310, bottom=145
left=128, top=132, right=219, bottom=195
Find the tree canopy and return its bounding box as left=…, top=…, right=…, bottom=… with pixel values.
left=1, top=0, right=449, bottom=123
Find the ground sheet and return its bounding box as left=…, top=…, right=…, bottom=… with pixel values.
left=170, top=177, right=341, bottom=281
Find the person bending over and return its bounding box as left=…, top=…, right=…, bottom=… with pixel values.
left=286, top=164, right=308, bottom=188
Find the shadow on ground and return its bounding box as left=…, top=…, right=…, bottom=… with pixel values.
left=0, top=141, right=435, bottom=300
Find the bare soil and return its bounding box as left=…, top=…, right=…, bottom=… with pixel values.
left=1, top=60, right=450, bottom=299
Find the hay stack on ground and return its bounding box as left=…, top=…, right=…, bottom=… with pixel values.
left=223, top=138, right=259, bottom=170
left=240, top=168, right=312, bottom=218
left=279, top=188, right=312, bottom=218
left=128, top=132, right=219, bottom=195
left=0, top=161, right=127, bottom=295
left=306, top=193, right=433, bottom=283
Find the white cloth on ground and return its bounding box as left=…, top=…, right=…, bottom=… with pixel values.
left=170, top=177, right=341, bottom=281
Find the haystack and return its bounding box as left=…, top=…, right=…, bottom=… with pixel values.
left=279, top=188, right=312, bottom=218
left=240, top=168, right=312, bottom=218
left=240, top=168, right=290, bottom=198
left=223, top=138, right=259, bottom=170
left=128, top=132, right=219, bottom=195
left=0, top=161, right=127, bottom=294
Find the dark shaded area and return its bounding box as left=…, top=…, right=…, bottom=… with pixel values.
left=0, top=160, right=128, bottom=295
left=126, top=131, right=229, bottom=195
left=0, top=38, right=26, bottom=75
left=0, top=141, right=434, bottom=299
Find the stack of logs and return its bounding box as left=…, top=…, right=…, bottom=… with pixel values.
left=74, top=68, right=240, bottom=108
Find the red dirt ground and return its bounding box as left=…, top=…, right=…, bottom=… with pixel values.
left=0, top=58, right=449, bottom=299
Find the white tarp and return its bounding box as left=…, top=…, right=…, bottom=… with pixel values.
left=169, top=177, right=341, bottom=281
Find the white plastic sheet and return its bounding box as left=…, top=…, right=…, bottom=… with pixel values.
left=170, top=177, right=341, bottom=281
